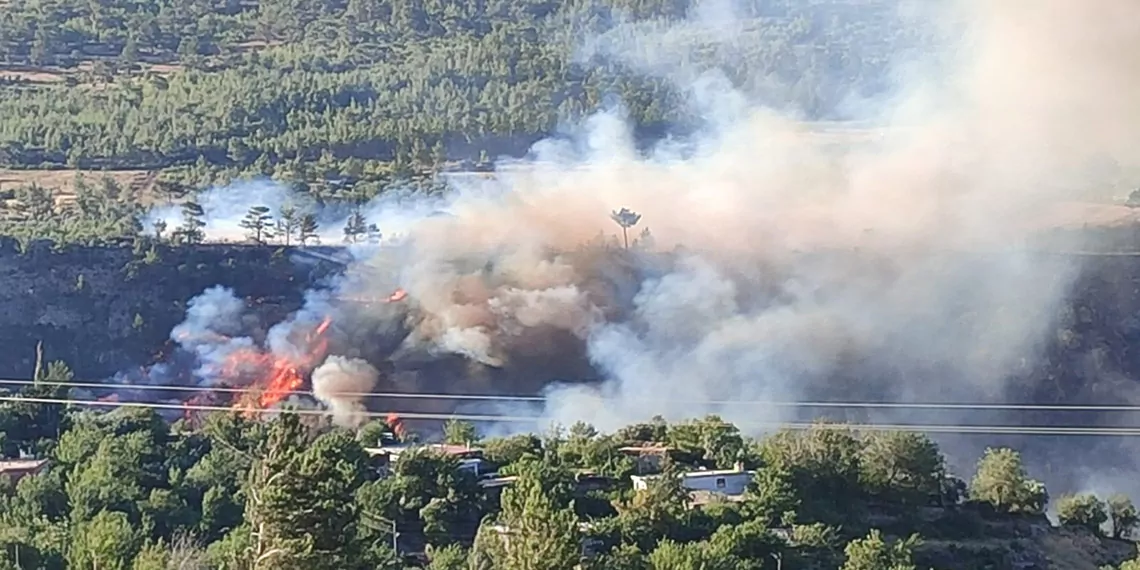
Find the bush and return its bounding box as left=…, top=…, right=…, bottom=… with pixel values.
left=1056, top=494, right=1108, bottom=535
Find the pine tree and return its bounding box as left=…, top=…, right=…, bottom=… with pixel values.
left=841, top=530, right=920, bottom=570
left=610, top=208, right=642, bottom=250
left=299, top=213, right=320, bottom=245
left=239, top=206, right=275, bottom=245
left=174, top=201, right=207, bottom=244
left=343, top=209, right=367, bottom=243
left=176, top=35, right=199, bottom=68
left=275, top=205, right=300, bottom=246
left=246, top=413, right=371, bottom=570
left=246, top=413, right=308, bottom=569
left=430, top=140, right=446, bottom=169
left=482, top=461, right=581, bottom=570
left=119, top=36, right=139, bottom=68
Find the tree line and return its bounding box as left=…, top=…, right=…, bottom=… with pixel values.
left=0, top=173, right=655, bottom=248
left=0, top=363, right=1138, bottom=569
left=0, top=0, right=918, bottom=195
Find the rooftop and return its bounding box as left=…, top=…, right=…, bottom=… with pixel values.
left=365, top=443, right=483, bottom=458
left=633, top=468, right=755, bottom=480
left=0, top=459, right=48, bottom=473
left=487, top=521, right=598, bottom=534
left=430, top=444, right=483, bottom=456
left=479, top=476, right=519, bottom=488
left=618, top=444, right=671, bottom=454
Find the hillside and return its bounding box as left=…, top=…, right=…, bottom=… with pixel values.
left=0, top=0, right=920, bottom=196
left=0, top=240, right=340, bottom=380
left=2, top=0, right=1140, bottom=569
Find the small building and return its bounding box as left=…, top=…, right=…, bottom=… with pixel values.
left=574, top=471, right=613, bottom=493
left=365, top=443, right=485, bottom=476
left=479, top=471, right=615, bottom=503
left=617, top=443, right=672, bottom=475
left=631, top=466, right=755, bottom=497
left=365, top=443, right=483, bottom=463
left=0, top=459, right=49, bottom=485
left=457, top=457, right=494, bottom=479
left=479, top=475, right=519, bottom=502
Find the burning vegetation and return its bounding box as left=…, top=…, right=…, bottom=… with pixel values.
left=156, top=287, right=415, bottom=422
left=231, top=315, right=332, bottom=412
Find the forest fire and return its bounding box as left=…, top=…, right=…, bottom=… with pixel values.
left=229, top=316, right=334, bottom=414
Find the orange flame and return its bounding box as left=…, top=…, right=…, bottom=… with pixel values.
left=387, top=288, right=408, bottom=303
left=386, top=412, right=407, bottom=440
left=227, top=316, right=335, bottom=415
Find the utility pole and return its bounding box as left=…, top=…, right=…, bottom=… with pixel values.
left=771, top=552, right=782, bottom=570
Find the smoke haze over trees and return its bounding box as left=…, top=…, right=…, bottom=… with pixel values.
left=2, top=1, right=1140, bottom=567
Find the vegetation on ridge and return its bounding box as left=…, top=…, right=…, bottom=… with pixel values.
left=0, top=0, right=917, bottom=233
left=0, top=364, right=1136, bottom=569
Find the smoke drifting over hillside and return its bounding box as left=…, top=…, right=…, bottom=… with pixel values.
left=143, top=0, right=1140, bottom=490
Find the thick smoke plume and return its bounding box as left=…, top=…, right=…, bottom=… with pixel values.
left=170, top=286, right=256, bottom=384
left=311, top=356, right=381, bottom=428
left=139, top=0, right=1140, bottom=494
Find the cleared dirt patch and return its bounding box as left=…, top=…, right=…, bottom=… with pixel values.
left=143, top=63, right=184, bottom=75
left=0, top=68, right=67, bottom=84
left=0, top=169, right=160, bottom=205
left=0, top=61, right=184, bottom=87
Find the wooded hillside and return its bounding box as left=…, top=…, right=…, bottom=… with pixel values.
left=0, top=0, right=917, bottom=196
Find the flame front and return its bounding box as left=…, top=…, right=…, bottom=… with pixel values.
left=226, top=316, right=334, bottom=414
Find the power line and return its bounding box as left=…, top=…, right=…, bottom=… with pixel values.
left=3, top=377, right=1140, bottom=412
left=5, top=395, right=1140, bottom=437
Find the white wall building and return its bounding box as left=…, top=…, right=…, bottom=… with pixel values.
left=631, top=468, right=755, bottom=497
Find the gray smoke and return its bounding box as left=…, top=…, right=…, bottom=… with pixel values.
left=138, top=0, right=1140, bottom=497
left=311, top=356, right=381, bottom=428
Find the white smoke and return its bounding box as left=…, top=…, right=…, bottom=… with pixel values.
left=170, top=286, right=256, bottom=385
left=311, top=356, right=380, bottom=428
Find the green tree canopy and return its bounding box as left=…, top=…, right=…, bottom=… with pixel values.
left=968, top=447, right=1048, bottom=514
left=1056, top=494, right=1108, bottom=535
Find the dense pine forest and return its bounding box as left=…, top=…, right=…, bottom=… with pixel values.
left=1, top=365, right=1138, bottom=570
left=0, top=0, right=917, bottom=197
